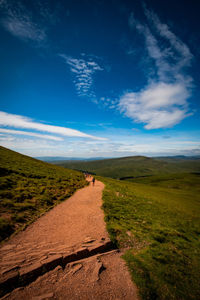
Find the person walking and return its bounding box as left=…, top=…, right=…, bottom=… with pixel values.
left=92, top=177, right=95, bottom=186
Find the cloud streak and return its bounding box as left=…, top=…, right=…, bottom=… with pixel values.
left=60, top=54, right=103, bottom=99
left=0, top=125, right=199, bottom=157
left=0, top=111, right=107, bottom=140
left=144, top=7, right=192, bottom=73
left=0, top=128, right=63, bottom=141
left=119, top=7, right=193, bottom=129
left=0, top=0, right=46, bottom=43
left=2, top=16, right=46, bottom=42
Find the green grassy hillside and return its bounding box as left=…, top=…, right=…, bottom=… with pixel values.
left=125, top=172, right=200, bottom=190
left=100, top=173, right=200, bottom=299
left=0, top=146, right=87, bottom=242
left=55, top=156, right=200, bottom=179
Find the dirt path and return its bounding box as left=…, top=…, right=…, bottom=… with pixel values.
left=0, top=180, right=139, bottom=300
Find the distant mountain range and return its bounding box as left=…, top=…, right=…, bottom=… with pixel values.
left=36, top=155, right=200, bottom=163
left=35, top=156, right=108, bottom=162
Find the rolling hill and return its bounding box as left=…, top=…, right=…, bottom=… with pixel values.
left=0, top=146, right=87, bottom=242
left=54, top=155, right=200, bottom=179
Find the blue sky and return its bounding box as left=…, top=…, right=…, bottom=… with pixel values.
left=0, top=0, right=200, bottom=157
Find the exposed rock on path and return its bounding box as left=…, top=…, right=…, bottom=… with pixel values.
left=0, top=180, right=139, bottom=299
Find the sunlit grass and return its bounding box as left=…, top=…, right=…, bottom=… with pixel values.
left=100, top=174, right=200, bottom=299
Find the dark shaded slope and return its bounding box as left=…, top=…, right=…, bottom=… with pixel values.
left=0, top=146, right=87, bottom=242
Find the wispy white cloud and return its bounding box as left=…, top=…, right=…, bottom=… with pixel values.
left=119, top=8, right=193, bottom=129
left=60, top=54, right=103, bottom=99
left=0, top=0, right=46, bottom=43
left=0, top=111, right=107, bottom=140
left=144, top=7, right=193, bottom=72
left=0, top=128, right=63, bottom=141
left=0, top=137, right=59, bottom=157
left=128, top=11, right=193, bottom=82
left=1, top=126, right=199, bottom=157
left=2, top=16, right=46, bottom=42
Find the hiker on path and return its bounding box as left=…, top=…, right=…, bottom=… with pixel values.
left=92, top=177, right=95, bottom=186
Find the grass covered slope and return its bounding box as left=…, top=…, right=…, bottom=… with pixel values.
left=55, top=156, right=200, bottom=179
left=101, top=173, right=200, bottom=300
left=0, top=146, right=87, bottom=242
left=125, top=172, right=200, bottom=191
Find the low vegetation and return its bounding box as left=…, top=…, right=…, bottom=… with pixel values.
left=55, top=155, right=200, bottom=179
left=125, top=172, right=200, bottom=191
left=1, top=146, right=199, bottom=298
left=0, top=146, right=87, bottom=242
left=100, top=173, right=200, bottom=300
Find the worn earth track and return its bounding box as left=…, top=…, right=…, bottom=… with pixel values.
left=0, top=180, right=139, bottom=300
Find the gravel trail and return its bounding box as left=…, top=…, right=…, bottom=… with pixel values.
left=0, top=179, right=139, bottom=300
